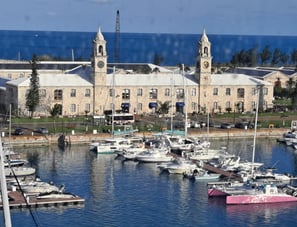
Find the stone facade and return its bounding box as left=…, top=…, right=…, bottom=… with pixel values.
left=0, top=28, right=277, bottom=117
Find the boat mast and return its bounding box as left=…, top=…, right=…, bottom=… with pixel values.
left=0, top=137, right=12, bottom=227
left=111, top=66, right=115, bottom=138
left=251, top=86, right=260, bottom=177
left=182, top=64, right=187, bottom=137
left=170, top=73, right=174, bottom=133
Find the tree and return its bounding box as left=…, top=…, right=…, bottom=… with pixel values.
left=26, top=54, right=40, bottom=118
left=50, top=104, right=62, bottom=117
left=291, top=49, right=297, bottom=65
left=153, top=53, right=164, bottom=66
left=259, top=45, right=272, bottom=65
left=157, top=101, right=171, bottom=117
left=271, top=48, right=281, bottom=66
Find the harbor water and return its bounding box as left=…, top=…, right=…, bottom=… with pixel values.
left=2, top=138, right=297, bottom=226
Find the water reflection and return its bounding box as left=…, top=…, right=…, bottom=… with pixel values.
left=9, top=138, right=297, bottom=227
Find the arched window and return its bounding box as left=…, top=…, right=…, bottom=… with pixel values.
left=203, top=47, right=208, bottom=56
left=98, top=45, right=103, bottom=56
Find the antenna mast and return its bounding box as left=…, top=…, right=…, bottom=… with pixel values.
left=114, top=10, right=120, bottom=63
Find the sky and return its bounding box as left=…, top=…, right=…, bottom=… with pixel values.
left=0, top=0, right=297, bottom=36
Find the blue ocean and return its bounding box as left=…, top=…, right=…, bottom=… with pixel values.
left=2, top=138, right=297, bottom=227
left=0, top=30, right=297, bottom=65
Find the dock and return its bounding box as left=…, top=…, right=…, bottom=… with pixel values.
left=203, top=163, right=243, bottom=181
left=1, top=191, right=84, bottom=209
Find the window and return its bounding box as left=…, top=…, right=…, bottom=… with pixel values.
left=70, top=89, right=76, bottom=97
left=137, top=103, right=142, bottom=111
left=70, top=104, right=76, bottom=113
left=137, top=88, right=143, bottom=96
left=237, top=88, right=245, bottom=98
left=85, top=103, right=90, bottom=112
left=191, top=88, right=196, bottom=96
left=251, top=101, right=256, bottom=110
left=213, top=102, right=218, bottom=110
left=252, top=87, right=257, bottom=95
left=85, top=89, right=91, bottom=97
left=109, top=88, right=114, bottom=97
left=54, top=89, right=63, bottom=100
left=165, top=88, right=170, bottom=96
left=122, top=89, right=130, bottom=99
left=39, top=89, right=46, bottom=97
left=226, top=101, right=231, bottom=108
left=176, top=88, right=184, bottom=99
left=226, top=88, right=231, bottom=96
left=149, top=88, right=158, bottom=99
left=191, top=102, right=197, bottom=111
left=264, top=87, right=268, bottom=95
left=213, top=88, right=218, bottom=96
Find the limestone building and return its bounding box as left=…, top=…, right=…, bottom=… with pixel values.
left=0, top=28, right=274, bottom=117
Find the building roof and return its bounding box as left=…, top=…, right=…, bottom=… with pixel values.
left=7, top=73, right=92, bottom=87
left=0, top=61, right=90, bottom=71
left=211, top=73, right=270, bottom=86
left=108, top=73, right=198, bottom=87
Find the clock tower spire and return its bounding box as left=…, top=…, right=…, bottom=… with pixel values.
left=93, top=26, right=107, bottom=86
left=195, top=28, right=212, bottom=85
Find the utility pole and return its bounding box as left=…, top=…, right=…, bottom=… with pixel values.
left=114, top=10, right=120, bottom=63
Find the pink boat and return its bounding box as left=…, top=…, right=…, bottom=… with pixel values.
left=226, top=184, right=297, bottom=205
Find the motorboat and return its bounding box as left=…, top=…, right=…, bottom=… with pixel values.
left=135, top=146, right=173, bottom=163
left=277, top=130, right=297, bottom=145
left=120, top=145, right=146, bottom=160
left=89, top=137, right=134, bottom=154
left=36, top=191, right=78, bottom=199
left=5, top=166, right=36, bottom=177
left=226, top=184, right=297, bottom=205
left=158, top=157, right=197, bottom=174
left=184, top=168, right=221, bottom=181
left=21, top=181, right=62, bottom=195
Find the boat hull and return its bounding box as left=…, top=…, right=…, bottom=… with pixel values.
left=226, top=194, right=297, bottom=205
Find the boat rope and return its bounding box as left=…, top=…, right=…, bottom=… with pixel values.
left=10, top=166, right=41, bottom=227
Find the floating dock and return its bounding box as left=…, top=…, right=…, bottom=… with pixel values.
left=1, top=191, right=84, bottom=209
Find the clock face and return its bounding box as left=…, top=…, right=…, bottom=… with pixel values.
left=97, top=61, right=105, bottom=68
left=203, top=61, right=209, bottom=69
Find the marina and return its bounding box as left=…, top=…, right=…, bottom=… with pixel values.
left=2, top=138, right=297, bottom=226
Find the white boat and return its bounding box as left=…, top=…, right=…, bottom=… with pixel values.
left=189, top=148, right=224, bottom=161
left=135, top=147, right=173, bottom=163
left=184, top=168, right=221, bottom=181
left=158, top=158, right=197, bottom=174
left=277, top=130, right=297, bottom=145
left=90, top=137, right=134, bottom=154
left=194, top=171, right=221, bottom=181
left=36, top=191, right=78, bottom=199
left=5, top=166, right=36, bottom=177
left=120, top=145, right=146, bottom=160
left=21, top=181, right=62, bottom=195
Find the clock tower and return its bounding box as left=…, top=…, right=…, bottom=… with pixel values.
left=92, top=26, right=108, bottom=115
left=93, top=26, right=107, bottom=86
left=195, top=29, right=212, bottom=86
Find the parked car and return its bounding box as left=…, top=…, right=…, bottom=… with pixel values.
left=235, top=122, right=250, bottom=129
left=14, top=128, right=24, bottom=135
left=220, top=123, right=232, bottom=129
left=36, top=127, right=49, bottom=134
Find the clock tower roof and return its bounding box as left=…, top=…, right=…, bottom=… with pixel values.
left=200, top=28, right=209, bottom=43
left=95, top=26, right=105, bottom=41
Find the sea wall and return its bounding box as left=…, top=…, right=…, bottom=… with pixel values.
left=1, top=128, right=287, bottom=147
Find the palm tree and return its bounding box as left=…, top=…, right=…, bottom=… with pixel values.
left=157, top=101, right=171, bottom=117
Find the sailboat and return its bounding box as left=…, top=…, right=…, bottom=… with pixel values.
left=208, top=86, right=297, bottom=205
